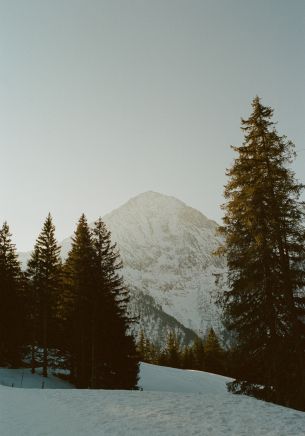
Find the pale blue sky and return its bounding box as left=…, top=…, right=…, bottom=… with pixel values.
left=0, top=0, right=304, bottom=251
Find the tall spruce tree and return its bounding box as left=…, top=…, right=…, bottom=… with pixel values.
left=219, top=97, right=305, bottom=409
left=163, top=331, right=181, bottom=368
left=27, top=214, right=62, bottom=377
left=91, top=217, right=139, bottom=389
left=0, top=222, right=24, bottom=366
left=203, top=328, right=224, bottom=375
left=63, top=214, right=96, bottom=388
left=192, top=337, right=205, bottom=370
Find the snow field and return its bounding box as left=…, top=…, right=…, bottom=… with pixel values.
left=1, top=363, right=305, bottom=435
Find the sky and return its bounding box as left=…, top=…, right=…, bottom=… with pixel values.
left=0, top=0, right=304, bottom=251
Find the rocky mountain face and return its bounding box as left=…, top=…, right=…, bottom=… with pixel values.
left=20, top=192, right=227, bottom=346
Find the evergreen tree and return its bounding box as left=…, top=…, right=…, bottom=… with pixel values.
left=136, top=330, right=159, bottom=364
left=64, top=215, right=139, bottom=389
left=181, top=345, right=194, bottom=369
left=63, top=214, right=96, bottom=387
left=219, top=97, right=305, bottom=409
left=146, top=340, right=159, bottom=365
left=137, top=329, right=147, bottom=361
left=27, top=214, right=62, bottom=377
left=163, top=331, right=181, bottom=368
left=0, top=222, right=24, bottom=366
left=192, top=337, right=205, bottom=370
left=91, top=217, right=139, bottom=389
left=203, top=328, right=224, bottom=375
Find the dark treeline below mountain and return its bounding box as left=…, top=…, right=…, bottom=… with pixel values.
left=136, top=328, right=229, bottom=376
left=0, top=214, right=139, bottom=389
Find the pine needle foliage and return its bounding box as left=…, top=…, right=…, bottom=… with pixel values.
left=26, top=213, right=62, bottom=377
left=0, top=222, right=24, bottom=366
left=219, top=97, right=305, bottom=410
left=203, top=328, right=224, bottom=374
left=64, top=215, right=139, bottom=389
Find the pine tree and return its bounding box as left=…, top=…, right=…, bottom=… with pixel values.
left=137, top=329, right=147, bottom=361
left=192, top=337, right=205, bottom=370
left=91, top=217, right=139, bottom=389
left=146, top=340, right=159, bottom=365
left=219, top=97, right=305, bottom=409
left=63, top=214, right=96, bottom=387
left=0, top=222, right=24, bottom=366
left=136, top=330, right=159, bottom=364
left=181, top=345, right=194, bottom=369
left=164, top=331, right=181, bottom=368
left=64, top=215, right=139, bottom=389
left=27, top=214, right=62, bottom=377
left=203, top=328, right=224, bottom=375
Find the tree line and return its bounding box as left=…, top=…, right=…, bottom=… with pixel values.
left=137, top=328, right=228, bottom=376
left=0, top=214, right=139, bottom=389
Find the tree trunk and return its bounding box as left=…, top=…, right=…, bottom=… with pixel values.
left=90, top=320, right=95, bottom=388
left=31, top=344, right=36, bottom=374
left=42, top=298, right=48, bottom=378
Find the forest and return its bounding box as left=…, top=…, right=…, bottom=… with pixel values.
left=0, top=214, right=139, bottom=389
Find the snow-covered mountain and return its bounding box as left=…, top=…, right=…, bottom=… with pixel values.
left=20, top=192, right=227, bottom=345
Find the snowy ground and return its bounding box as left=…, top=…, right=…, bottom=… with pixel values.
left=1, top=363, right=305, bottom=435
left=0, top=367, right=73, bottom=389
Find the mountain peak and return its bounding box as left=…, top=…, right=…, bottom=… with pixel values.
left=104, top=191, right=217, bottom=232
left=126, top=191, right=186, bottom=207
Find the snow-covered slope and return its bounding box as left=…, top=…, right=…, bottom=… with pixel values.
left=1, top=364, right=305, bottom=436
left=20, top=192, right=226, bottom=344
